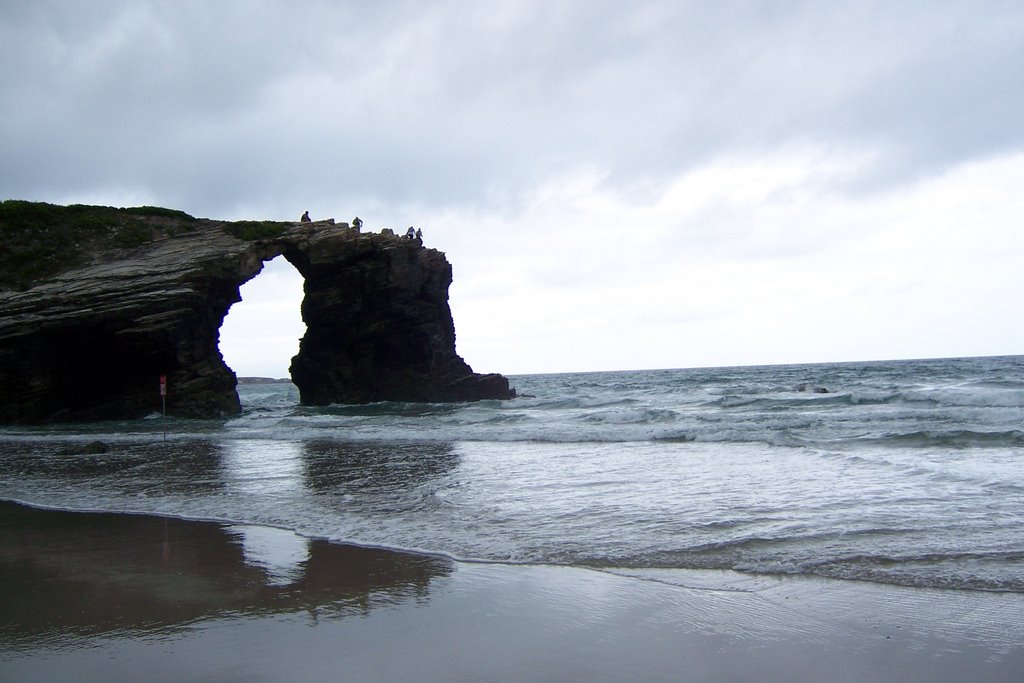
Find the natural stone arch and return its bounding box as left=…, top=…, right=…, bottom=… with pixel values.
left=0, top=208, right=513, bottom=423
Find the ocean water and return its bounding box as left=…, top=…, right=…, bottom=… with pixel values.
left=1, top=355, right=1021, bottom=593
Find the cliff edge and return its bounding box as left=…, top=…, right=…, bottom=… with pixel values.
left=0, top=201, right=515, bottom=423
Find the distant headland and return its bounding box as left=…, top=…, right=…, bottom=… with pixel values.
left=0, top=200, right=514, bottom=423
left=236, top=377, right=294, bottom=385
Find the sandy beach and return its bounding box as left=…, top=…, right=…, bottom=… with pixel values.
left=2, top=500, right=1022, bottom=682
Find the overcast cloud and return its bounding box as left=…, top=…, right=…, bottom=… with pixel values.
left=3, top=0, right=1022, bottom=376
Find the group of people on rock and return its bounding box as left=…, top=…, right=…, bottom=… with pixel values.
left=299, top=211, right=423, bottom=243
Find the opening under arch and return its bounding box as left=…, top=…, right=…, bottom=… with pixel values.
left=219, top=255, right=306, bottom=381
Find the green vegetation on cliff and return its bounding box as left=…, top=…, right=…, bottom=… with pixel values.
left=0, top=201, right=301, bottom=291
left=224, top=220, right=289, bottom=241
left=0, top=200, right=198, bottom=291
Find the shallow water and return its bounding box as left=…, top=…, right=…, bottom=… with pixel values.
left=1, top=355, right=1022, bottom=592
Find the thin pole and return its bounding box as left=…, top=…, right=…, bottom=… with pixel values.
left=160, top=374, right=167, bottom=442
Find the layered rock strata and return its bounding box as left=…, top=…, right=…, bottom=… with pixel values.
left=0, top=206, right=514, bottom=422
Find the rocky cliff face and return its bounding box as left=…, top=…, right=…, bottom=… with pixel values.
left=0, top=203, right=514, bottom=423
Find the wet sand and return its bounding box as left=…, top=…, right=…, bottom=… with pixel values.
left=2, top=501, right=1022, bottom=682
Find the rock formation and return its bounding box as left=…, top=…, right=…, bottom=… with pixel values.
left=0, top=202, right=515, bottom=423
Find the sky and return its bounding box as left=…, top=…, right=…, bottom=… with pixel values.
left=2, top=1, right=1022, bottom=377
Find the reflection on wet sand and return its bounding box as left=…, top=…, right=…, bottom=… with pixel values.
left=0, top=501, right=451, bottom=650
left=3, top=501, right=1024, bottom=682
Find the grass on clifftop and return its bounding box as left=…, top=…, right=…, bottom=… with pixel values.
left=0, top=200, right=198, bottom=291
left=224, top=220, right=288, bottom=241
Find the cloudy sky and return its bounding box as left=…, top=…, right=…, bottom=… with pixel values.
left=3, top=1, right=1022, bottom=377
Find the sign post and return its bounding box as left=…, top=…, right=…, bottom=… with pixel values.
left=159, top=375, right=167, bottom=442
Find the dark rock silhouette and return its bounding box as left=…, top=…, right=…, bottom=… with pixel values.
left=795, top=383, right=830, bottom=394
left=0, top=202, right=514, bottom=423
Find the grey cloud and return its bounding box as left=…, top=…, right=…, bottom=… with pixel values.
left=2, top=0, right=1022, bottom=217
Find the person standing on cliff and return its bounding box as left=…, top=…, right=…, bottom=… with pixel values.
left=301, top=211, right=311, bottom=222
left=405, top=226, right=416, bottom=239
left=352, top=216, right=363, bottom=231
left=415, top=228, right=422, bottom=242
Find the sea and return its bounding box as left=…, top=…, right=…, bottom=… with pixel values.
left=1, top=355, right=1022, bottom=594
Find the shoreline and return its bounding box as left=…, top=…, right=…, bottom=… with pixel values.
left=3, top=501, right=1023, bottom=682
left=6, top=494, right=1018, bottom=596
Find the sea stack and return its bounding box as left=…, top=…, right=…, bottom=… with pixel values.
left=0, top=201, right=515, bottom=423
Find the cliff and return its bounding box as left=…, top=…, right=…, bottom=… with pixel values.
left=0, top=201, right=514, bottom=423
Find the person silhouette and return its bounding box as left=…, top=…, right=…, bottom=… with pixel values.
left=300, top=211, right=311, bottom=222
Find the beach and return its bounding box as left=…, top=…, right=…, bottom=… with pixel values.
left=3, top=501, right=1022, bottom=682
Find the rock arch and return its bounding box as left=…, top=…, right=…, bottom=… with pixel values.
left=0, top=210, right=514, bottom=423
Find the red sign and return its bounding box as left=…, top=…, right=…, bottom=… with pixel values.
left=159, top=375, right=167, bottom=397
